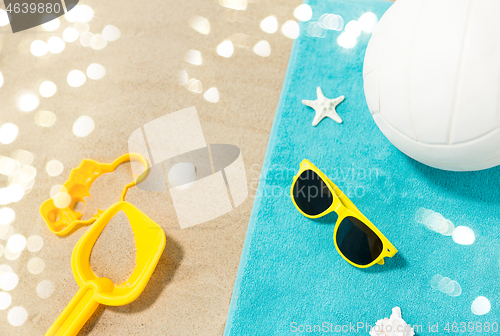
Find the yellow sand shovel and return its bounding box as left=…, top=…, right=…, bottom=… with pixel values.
left=44, top=200, right=165, bottom=335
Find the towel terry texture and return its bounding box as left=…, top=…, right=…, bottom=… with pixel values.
left=225, top=0, right=500, bottom=334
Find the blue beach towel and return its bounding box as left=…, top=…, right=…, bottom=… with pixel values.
left=225, top=0, right=500, bottom=334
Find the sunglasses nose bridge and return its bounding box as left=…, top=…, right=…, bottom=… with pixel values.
left=333, top=202, right=348, bottom=216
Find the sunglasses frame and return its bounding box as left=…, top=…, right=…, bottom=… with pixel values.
left=291, top=159, right=397, bottom=268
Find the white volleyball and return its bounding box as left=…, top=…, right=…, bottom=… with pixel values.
left=363, top=0, right=500, bottom=171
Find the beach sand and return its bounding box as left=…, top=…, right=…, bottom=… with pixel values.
left=0, top=0, right=298, bottom=334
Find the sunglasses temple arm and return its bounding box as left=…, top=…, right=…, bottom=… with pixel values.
left=387, top=245, right=398, bottom=257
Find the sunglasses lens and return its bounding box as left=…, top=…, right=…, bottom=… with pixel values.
left=293, top=170, right=333, bottom=216
left=335, top=216, right=383, bottom=266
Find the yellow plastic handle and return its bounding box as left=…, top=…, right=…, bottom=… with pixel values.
left=45, top=278, right=114, bottom=336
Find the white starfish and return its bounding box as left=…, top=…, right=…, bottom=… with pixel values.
left=302, top=87, right=345, bottom=126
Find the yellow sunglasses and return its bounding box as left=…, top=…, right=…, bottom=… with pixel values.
left=290, top=159, right=397, bottom=268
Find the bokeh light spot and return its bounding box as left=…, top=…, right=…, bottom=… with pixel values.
left=77, top=5, right=93, bottom=23
left=217, top=40, right=234, bottom=58
left=13, top=150, right=34, bottom=166
left=47, top=37, right=65, bottom=54
left=74, top=22, right=89, bottom=34
left=30, top=40, right=48, bottom=57
left=46, top=160, right=64, bottom=177
left=0, top=123, right=19, bottom=145
left=260, top=16, right=278, bottom=34
left=0, top=208, right=15, bottom=225
left=86, top=63, right=106, bottom=80
left=17, top=93, right=39, bottom=112
left=8, top=306, right=27, bottom=326
left=42, top=18, right=60, bottom=31
left=431, top=275, right=461, bottom=297
left=12, top=165, right=36, bottom=191
left=67, top=70, right=86, bottom=87
left=337, top=32, right=357, bottom=49
left=39, top=81, right=57, bottom=98
left=65, top=5, right=80, bottom=22
left=219, top=0, right=247, bottom=11
left=185, top=50, right=202, bottom=65
left=437, top=277, right=454, bottom=294
left=102, top=25, right=121, bottom=41
left=0, top=292, right=11, bottom=310
left=449, top=281, right=462, bottom=297
left=7, top=234, right=26, bottom=253
left=35, top=111, right=57, bottom=127
left=7, top=184, right=24, bottom=203
left=91, top=34, right=107, bottom=50
left=80, top=32, right=96, bottom=47
left=27, top=257, right=45, bottom=274
left=186, top=79, right=203, bottom=93
left=415, top=208, right=455, bottom=236
left=189, top=16, right=210, bottom=35
left=0, top=272, right=18, bottom=291
left=281, top=20, right=300, bottom=39
left=53, top=191, right=71, bottom=209
left=50, top=185, right=64, bottom=199
left=0, top=225, right=13, bottom=240
left=0, top=265, right=12, bottom=276
left=0, top=9, right=9, bottom=27
left=293, top=4, right=312, bottom=22
left=203, top=87, right=220, bottom=103
left=471, top=296, right=491, bottom=316
left=318, top=14, right=344, bottom=31
left=359, top=12, right=378, bottom=33
left=27, top=235, right=43, bottom=252
left=178, top=70, right=188, bottom=86
left=452, top=226, right=475, bottom=245
left=37, top=280, right=55, bottom=299
left=3, top=247, right=19, bottom=260
left=305, top=22, right=327, bottom=38
left=253, top=40, right=271, bottom=57
left=0, top=156, right=19, bottom=177
left=231, top=33, right=250, bottom=48
left=72, top=116, right=95, bottom=137
left=345, top=20, right=361, bottom=37
left=63, top=27, right=79, bottom=42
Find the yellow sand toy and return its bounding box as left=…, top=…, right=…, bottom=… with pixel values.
left=40, top=154, right=166, bottom=336
left=45, top=201, right=165, bottom=336
left=40, top=153, right=148, bottom=236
